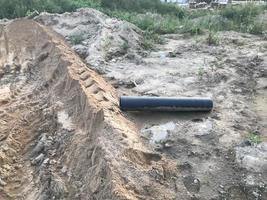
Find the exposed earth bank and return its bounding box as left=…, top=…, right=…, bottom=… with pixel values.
left=0, top=8, right=266, bottom=200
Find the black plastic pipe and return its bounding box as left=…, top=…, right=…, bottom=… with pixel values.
left=120, top=96, right=213, bottom=112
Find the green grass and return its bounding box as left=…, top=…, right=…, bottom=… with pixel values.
left=206, top=31, right=220, bottom=46
left=143, top=31, right=164, bottom=50
left=0, top=0, right=266, bottom=49
left=0, top=0, right=77, bottom=18
left=101, top=0, right=186, bottom=17
left=105, top=3, right=267, bottom=46
left=178, top=4, right=267, bottom=35
left=0, top=0, right=185, bottom=19
left=108, top=11, right=180, bottom=34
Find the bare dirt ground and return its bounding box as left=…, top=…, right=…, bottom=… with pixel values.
left=0, top=8, right=266, bottom=200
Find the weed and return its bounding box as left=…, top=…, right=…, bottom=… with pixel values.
left=248, top=19, right=267, bottom=35
left=197, top=67, right=205, bottom=79
left=101, top=0, right=186, bottom=17
left=142, top=31, right=164, bottom=50
left=220, top=4, right=261, bottom=24
left=207, top=31, right=219, bottom=46
left=69, top=34, right=84, bottom=45
left=180, top=17, right=204, bottom=35
left=26, top=10, right=35, bottom=17
left=73, top=0, right=101, bottom=8
left=263, top=31, right=267, bottom=41
left=248, top=132, right=263, bottom=144
left=121, top=40, right=129, bottom=51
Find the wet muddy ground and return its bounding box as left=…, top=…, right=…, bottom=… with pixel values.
left=0, top=9, right=266, bottom=199
left=101, top=32, right=267, bottom=199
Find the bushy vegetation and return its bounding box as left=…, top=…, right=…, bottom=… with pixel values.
left=0, top=0, right=266, bottom=47
left=0, top=0, right=77, bottom=18
left=0, top=0, right=185, bottom=19
left=105, top=3, right=267, bottom=37
left=108, top=11, right=181, bottom=34
left=101, top=0, right=186, bottom=17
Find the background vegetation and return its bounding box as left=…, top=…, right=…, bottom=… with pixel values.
left=0, top=0, right=266, bottom=47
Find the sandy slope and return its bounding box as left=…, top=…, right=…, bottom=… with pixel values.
left=0, top=19, right=179, bottom=200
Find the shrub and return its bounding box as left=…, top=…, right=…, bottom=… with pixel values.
left=143, top=31, right=164, bottom=50
left=101, top=0, right=186, bottom=18
left=133, top=14, right=180, bottom=34
left=179, top=5, right=266, bottom=36
left=73, top=0, right=101, bottom=8
left=107, top=11, right=180, bottom=34
left=207, top=31, right=220, bottom=45
left=220, top=4, right=261, bottom=24
left=180, top=18, right=204, bottom=35
left=0, top=0, right=78, bottom=19
left=248, top=19, right=267, bottom=35
left=69, top=34, right=84, bottom=45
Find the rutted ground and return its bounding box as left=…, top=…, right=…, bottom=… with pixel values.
left=0, top=20, right=179, bottom=200
left=35, top=9, right=267, bottom=199
left=0, top=8, right=266, bottom=200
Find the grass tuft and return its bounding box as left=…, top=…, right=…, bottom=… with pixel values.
left=249, top=132, right=263, bottom=144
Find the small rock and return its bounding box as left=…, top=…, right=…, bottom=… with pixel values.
left=193, top=119, right=213, bottom=137
left=43, top=158, right=50, bottom=164
left=183, top=175, right=201, bottom=193
left=238, top=139, right=251, bottom=147
left=73, top=181, right=83, bottom=188
left=0, top=178, right=7, bottom=186
left=141, top=122, right=175, bottom=144
left=235, top=142, right=267, bottom=172
left=61, top=166, right=68, bottom=174
left=177, top=162, right=193, bottom=171
left=50, top=173, right=68, bottom=199
left=14, top=164, right=23, bottom=169
left=31, top=133, right=47, bottom=156
left=31, top=153, right=45, bottom=165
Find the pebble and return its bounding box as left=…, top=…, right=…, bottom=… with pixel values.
left=31, top=153, right=45, bottom=165
left=0, top=178, right=7, bottom=186
left=43, top=158, right=50, bottom=164
left=61, top=166, right=67, bottom=174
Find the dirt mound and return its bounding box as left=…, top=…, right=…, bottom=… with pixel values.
left=1, top=8, right=267, bottom=200
left=0, top=19, right=181, bottom=200
left=35, top=8, right=144, bottom=70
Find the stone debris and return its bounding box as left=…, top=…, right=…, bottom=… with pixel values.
left=141, top=122, right=176, bottom=144
left=235, top=142, right=267, bottom=172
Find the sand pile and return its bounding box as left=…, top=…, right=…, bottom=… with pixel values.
left=0, top=19, right=180, bottom=200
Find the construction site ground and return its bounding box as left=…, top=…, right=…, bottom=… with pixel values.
left=0, top=8, right=266, bottom=200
